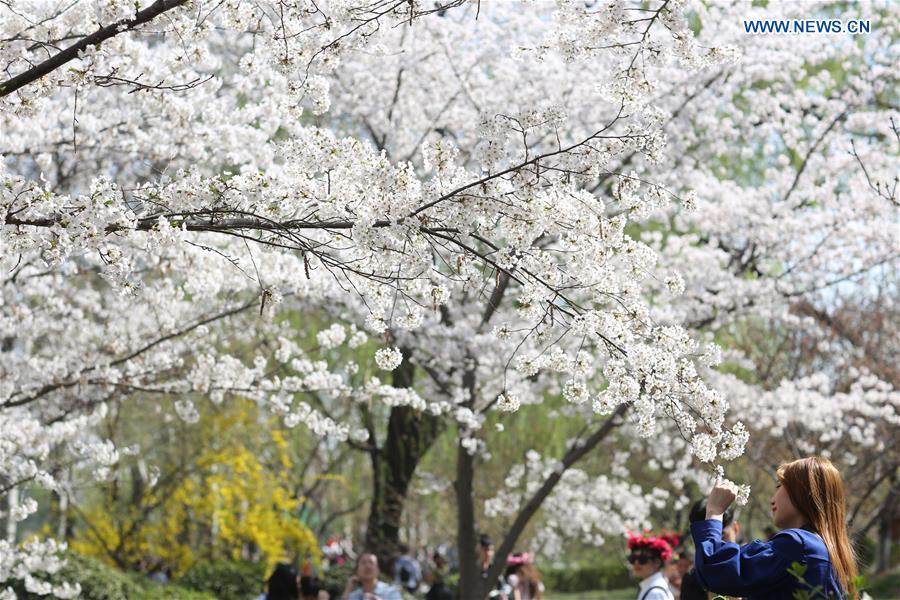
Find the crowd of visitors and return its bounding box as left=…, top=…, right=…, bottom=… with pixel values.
left=256, top=456, right=855, bottom=600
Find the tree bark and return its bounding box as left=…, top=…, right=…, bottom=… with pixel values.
left=875, top=470, right=899, bottom=573
left=363, top=353, right=444, bottom=570
left=455, top=427, right=485, bottom=600
left=362, top=272, right=512, bottom=571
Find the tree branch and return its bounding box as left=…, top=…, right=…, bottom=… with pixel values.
left=0, top=0, right=189, bottom=98
left=2, top=298, right=256, bottom=408
left=487, top=403, right=629, bottom=588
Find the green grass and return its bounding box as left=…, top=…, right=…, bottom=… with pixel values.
left=545, top=590, right=634, bottom=600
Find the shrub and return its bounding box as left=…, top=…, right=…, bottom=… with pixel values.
left=864, top=568, right=900, bottom=600
left=541, top=560, right=631, bottom=592
left=443, top=572, right=460, bottom=597
left=136, top=580, right=217, bottom=600
left=177, top=559, right=267, bottom=600
left=854, top=535, right=877, bottom=571
left=3, top=551, right=141, bottom=600
left=1, top=551, right=221, bottom=600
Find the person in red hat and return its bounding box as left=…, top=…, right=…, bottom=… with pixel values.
left=626, top=532, right=675, bottom=600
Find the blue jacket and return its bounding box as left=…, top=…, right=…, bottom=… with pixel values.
left=690, top=519, right=844, bottom=599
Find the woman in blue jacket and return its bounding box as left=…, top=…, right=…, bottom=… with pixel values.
left=691, top=456, right=857, bottom=599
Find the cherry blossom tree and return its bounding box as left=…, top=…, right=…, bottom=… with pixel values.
left=1, top=0, right=897, bottom=597
left=448, top=1, right=897, bottom=588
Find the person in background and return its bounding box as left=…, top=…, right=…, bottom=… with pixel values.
left=479, top=534, right=495, bottom=577
left=301, top=575, right=330, bottom=600
left=680, top=500, right=739, bottom=600
left=324, top=536, right=348, bottom=567
left=430, top=549, right=448, bottom=583
left=425, top=550, right=454, bottom=600
left=147, top=569, right=169, bottom=585
left=505, top=553, right=545, bottom=600
left=626, top=532, right=676, bottom=600
left=342, top=553, right=402, bottom=600
left=393, top=543, right=422, bottom=594
left=325, top=579, right=344, bottom=600
left=256, top=563, right=299, bottom=600
left=691, top=457, right=856, bottom=599
left=480, top=533, right=509, bottom=600
left=675, top=550, right=693, bottom=580
left=655, top=533, right=684, bottom=599
left=669, top=549, right=693, bottom=599
left=425, top=582, right=453, bottom=600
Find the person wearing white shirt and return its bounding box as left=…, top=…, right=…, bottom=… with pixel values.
left=636, top=569, right=674, bottom=600
left=626, top=533, right=675, bottom=600
left=341, top=553, right=402, bottom=600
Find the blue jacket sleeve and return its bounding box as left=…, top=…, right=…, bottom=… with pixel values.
left=691, top=519, right=805, bottom=597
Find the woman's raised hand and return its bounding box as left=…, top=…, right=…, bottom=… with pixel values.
left=706, top=477, right=738, bottom=520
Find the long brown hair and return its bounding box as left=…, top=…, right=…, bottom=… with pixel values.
left=776, top=456, right=858, bottom=599
left=517, top=564, right=543, bottom=600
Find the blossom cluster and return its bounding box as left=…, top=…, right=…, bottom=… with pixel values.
left=485, top=451, right=670, bottom=558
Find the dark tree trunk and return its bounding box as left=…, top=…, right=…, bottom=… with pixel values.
left=364, top=275, right=510, bottom=576
left=875, top=471, right=899, bottom=573
left=455, top=428, right=486, bottom=600
left=364, top=355, right=444, bottom=570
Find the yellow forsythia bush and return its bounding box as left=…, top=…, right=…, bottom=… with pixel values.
left=71, top=399, right=320, bottom=576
